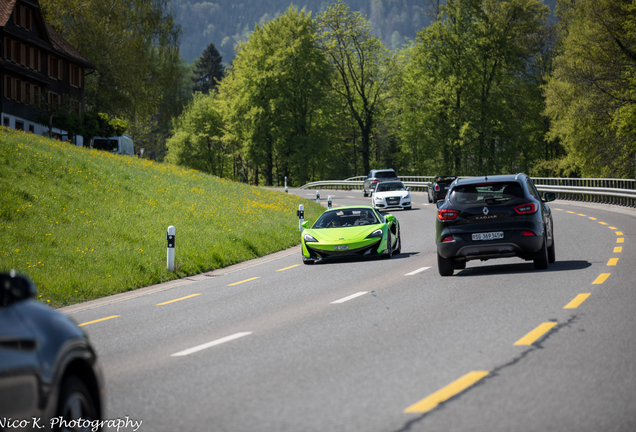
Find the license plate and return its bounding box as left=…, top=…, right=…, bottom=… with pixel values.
left=472, top=232, right=504, bottom=241
left=334, top=245, right=349, bottom=251
left=444, top=186, right=449, bottom=189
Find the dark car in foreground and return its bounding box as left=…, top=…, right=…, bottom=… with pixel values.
left=428, top=175, right=458, bottom=203
left=0, top=272, right=104, bottom=430
left=435, top=174, right=556, bottom=276
left=363, top=169, right=399, bottom=197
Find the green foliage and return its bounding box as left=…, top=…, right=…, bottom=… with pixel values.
left=214, top=5, right=335, bottom=186
left=396, top=0, right=551, bottom=176
left=317, top=0, right=396, bottom=175
left=40, top=0, right=182, bottom=121
left=543, top=0, right=636, bottom=178
left=0, top=127, right=324, bottom=306
left=171, top=0, right=430, bottom=63
left=193, top=43, right=226, bottom=94
left=165, top=92, right=226, bottom=175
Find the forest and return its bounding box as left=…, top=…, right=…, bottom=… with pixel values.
left=40, top=0, right=634, bottom=187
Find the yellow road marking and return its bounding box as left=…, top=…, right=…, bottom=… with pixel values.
left=227, top=277, right=260, bottom=286
left=156, top=293, right=201, bottom=306
left=617, top=238, right=624, bottom=243
left=588, top=217, right=597, bottom=220
left=566, top=211, right=576, bottom=214
left=607, top=258, right=619, bottom=266
left=615, top=231, right=623, bottom=235
left=609, top=226, right=617, bottom=230
left=614, top=247, right=623, bottom=253
left=578, top=214, right=586, bottom=216
left=277, top=264, right=300, bottom=272
left=592, top=273, right=611, bottom=284
left=599, top=222, right=608, bottom=225
left=514, top=322, right=558, bottom=346
left=564, top=294, right=591, bottom=309
left=403, top=371, right=489, bottom=414
left=554, top=208, right=563, bottom=211
left=78, top=315, right=120, bottom=327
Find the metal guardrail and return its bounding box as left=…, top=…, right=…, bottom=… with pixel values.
left=300, top=176, right=636, bottom=208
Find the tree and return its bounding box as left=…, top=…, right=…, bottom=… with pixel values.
left=40, top=0, right=182, bottom=121
left=543, top=0, right=636, bottom=178
left=316, top=0, right=396, bottom=175
left=216, top=5, right=333, bottom=186
left=193, top=43, right=226, bottom=94
left=396, top=0, right=550, bottom=175
left=166, top=92, right=225, bottom=175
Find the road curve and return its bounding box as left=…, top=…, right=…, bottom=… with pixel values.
left=62, top=190, right=636, bottom=432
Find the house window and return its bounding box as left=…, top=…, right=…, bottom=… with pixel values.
left=15, top=121, right=24, bottom=131
left=47, top=91, right=61, bottom=106
left=12, top=40, right=20, bottom=63
left=70, top=65, right=82, bottom=87
left=28, top=124, right=34, bottom=133
left=4, top=37, right=10, bottom=60
left=14, top=5, right=32, bottom=30
left=3, top=76, right=11, bottom=99
left=48, top=56, right=58, bottom=79
left=58, top=59, right=63, bottom=80
left=15, top=79, right=22, bottom=102
left=3, top=117, right=10, bottom=127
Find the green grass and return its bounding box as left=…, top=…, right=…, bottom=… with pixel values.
left=0, top=127, right=324, bottom=307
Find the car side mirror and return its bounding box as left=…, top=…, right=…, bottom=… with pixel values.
left=1, top=272, right=37, bottom=305
left=436, top=201, right=444, bottom=209
left=385, top=214, right=395, bottom=223
left=543, top=192, right=556, bottom=203
left=301, top=220, right=311, bottom=229
left=407, top=187, right=412, bottom=191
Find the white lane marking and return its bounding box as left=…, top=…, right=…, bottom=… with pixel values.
left=331, top=291, right=369, bottom=304
left=405, top=267, right=431, bottom=276
left=171, top=332, right=252, bottom=357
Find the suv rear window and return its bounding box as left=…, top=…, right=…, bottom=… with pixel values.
left=375, top=171, right=397, bottom=179
left=449, top=182, right=524, bottom=205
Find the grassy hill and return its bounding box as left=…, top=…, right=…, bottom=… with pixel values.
left=0, top=127, right=324, bottom=307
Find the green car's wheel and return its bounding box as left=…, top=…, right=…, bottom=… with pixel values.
left=395, top=231, right=401, bottom=254
left=385, top=232, right=393, bottom=258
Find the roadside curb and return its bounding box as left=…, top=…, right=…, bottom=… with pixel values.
left=60, top=245, right=301, bottom=315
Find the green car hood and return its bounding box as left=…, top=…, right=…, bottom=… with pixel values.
left=304, top=224, right=383, bottom=243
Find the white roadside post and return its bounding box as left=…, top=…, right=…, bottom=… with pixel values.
left=167, top=226, right=175, bottom=272
left=316, top=190, right=320, bottom=204
left=297, top=205, right=305, bottom=232
left=328, top=196, right=332, bottom=209
left=285, top=176, right=288, bottom=193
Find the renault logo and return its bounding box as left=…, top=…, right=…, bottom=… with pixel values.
left=483, top=207, right=489, bottom=215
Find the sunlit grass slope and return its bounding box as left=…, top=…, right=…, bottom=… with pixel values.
left=0, top=127, right=324, bottom=307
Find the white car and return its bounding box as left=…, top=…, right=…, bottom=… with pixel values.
left=372, top=181, right=412, bottom=210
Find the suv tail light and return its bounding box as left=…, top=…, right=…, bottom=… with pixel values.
left=438, top=209, right=459, bottom=221
left=434, top=184, right=440, bottom=191
left=523, top=230, right=536, bottom=236
left=514, top=203, right=538, bottom=215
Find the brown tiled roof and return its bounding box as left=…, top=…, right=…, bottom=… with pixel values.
left=0, top=0, right=18, bottom=27
left=45, top=22, right=94, bottom=68
left=0, top=0, right=94, bottom=68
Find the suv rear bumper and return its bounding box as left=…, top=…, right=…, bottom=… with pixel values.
left=437, top=232, right=543, bottom=261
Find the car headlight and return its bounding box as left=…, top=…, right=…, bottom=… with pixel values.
left=402, top=193, right=410, bottom=199
left=303, top=233, right=318, bottom=242
left=366, top=229, right=383, bottom=239
left=374, top=196, right=383, bottom=201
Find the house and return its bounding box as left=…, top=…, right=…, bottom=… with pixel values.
left=0, top=0, right=95, bottom=145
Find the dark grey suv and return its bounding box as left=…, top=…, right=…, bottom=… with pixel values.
left=363, top=169, right=398, bottom=197
left=435, top=174, right=556, bottom=276
left=0, top=272, right=104, bottom=429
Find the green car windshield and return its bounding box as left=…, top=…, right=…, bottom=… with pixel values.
left=313, top=208, right=380, bottom=228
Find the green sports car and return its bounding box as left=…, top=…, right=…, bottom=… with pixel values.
left=301, top=206, right=401, bottom=264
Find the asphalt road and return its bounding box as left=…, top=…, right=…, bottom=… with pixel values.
left=62, top=189, right=636, bottom=432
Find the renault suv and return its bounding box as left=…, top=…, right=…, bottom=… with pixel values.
left=435, top=174, right=556, bottom=276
